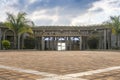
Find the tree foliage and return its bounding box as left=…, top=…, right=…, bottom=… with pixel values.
left=104, top=16, right=120, bottom=48
left=4, top=12, right=34, bottom=49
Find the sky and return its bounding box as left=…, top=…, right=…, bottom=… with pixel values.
left=0, top=0, right=120, bottom=26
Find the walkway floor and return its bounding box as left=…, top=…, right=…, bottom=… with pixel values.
left=0, top=51, right=120, bottom=80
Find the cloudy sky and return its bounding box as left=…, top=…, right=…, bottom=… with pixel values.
left=0, top=0, right=120, bottom=26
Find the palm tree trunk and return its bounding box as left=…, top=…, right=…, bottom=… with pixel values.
left=18, top=34, right=20, bottom=49
left=14, top=33, right=18, bottom=49
left=14, top=36, right=17, bottom=49
left=21, top=35, right=24, bottom=49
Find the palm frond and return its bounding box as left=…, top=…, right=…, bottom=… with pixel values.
left=105, top=16, right=120, bottom=35
left=18, top=26, right=33, bottom=35
left=4, top=22, right=13, bottom=29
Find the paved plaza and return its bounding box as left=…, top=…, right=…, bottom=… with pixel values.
left=0, top=51, right=120, bottom=80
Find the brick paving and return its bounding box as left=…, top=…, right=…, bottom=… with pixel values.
left=0, top=51, right=120, bottom=80
left=0, top=69, right=44, bottom=80
left=0, top=51, right=120, bottom=74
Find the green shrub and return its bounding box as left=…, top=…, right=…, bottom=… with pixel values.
left=2, top=40, right=10, bottom=49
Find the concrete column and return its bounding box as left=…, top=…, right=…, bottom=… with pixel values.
left=53, top=37, right=55, bottom=50
left=82, top=36, right=84, bottom=50
left=73, top=37, right=75, bottom=50
left=82, top=36, right=86, bottom=50
left=52, top=37, right=54, bottom=50
left=68, top=37, right=70, bottom=50
left=42, top=37, right=45, bottom=50
left=50, top=37, right=52, bottom=50
left=46, top=37, right=49, bottom=50
left=80, top=36, right=82, bottom=50
left=53, top=37, right=56, bottom=50
left=56, top=37, right=58, bottom=50
left=69, top=37, right=72, bottom=50
left=38, top=37, right=40, bottom=50
left=98, top=36, right=102, bottom=49
left=101, top=36, right=104, bottom=49
left=35, top=37, right=37, bottom=49
left=3, top=31, right=5, bottom=40
left=107, top=30, right=111, bottom=49
left=48, top=37, right=50, bottom=50
left=54, top=37, right=56, bottom=50
left=65, top=37, right=67, bottom=50
left=67, top=37, right=69, bottom=50
left=104, top=29, right=107, bottom=49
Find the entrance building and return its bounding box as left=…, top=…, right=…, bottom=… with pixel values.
left=33, top=26, right=111, bottom=50
left=0, top=25, right=113, bottom=50
left=0, top=25, right=112, bottom=50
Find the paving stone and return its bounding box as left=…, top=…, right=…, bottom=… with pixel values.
left=82, top=69, right=120, bottom=80
left=0, top=51, right=120, bottom=79
left=0, top=69, right=45, bottom=80
left=0, top=51, right=120, bottom=74
left=37, top=77, right=86, bottom=80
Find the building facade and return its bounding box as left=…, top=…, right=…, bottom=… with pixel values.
left=0, top=25, right=116, bottom=50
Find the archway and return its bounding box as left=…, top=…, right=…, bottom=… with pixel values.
left=4, top=30, right=15, bottom=49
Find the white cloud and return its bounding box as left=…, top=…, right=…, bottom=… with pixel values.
left=0, top=0, right=19, bottom=22
left=1, top=0, right=120, bottom=26
left=29, top=0, right=41, bottom=4
left=71, top=0, right=120, bottom=25
left=88, top=0, right=120, bottom=14
left=27, top=7, right=60, bottom=25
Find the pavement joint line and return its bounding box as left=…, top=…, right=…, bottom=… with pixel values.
left=0, top=65, right=87, bottom=80
left=0, top=65, right=58, bottom=77
left=38, top=66, right=120, bottom=80
left=36, top=76, right=87, bottom=80
left=1, top=65, right=120, bottom=80
left=64, top=66, right=120, bottom=78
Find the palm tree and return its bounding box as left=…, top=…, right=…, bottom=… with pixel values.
left=5, top=12, right=34, bottom=49
left=105, top=16, right=120, bottom=48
